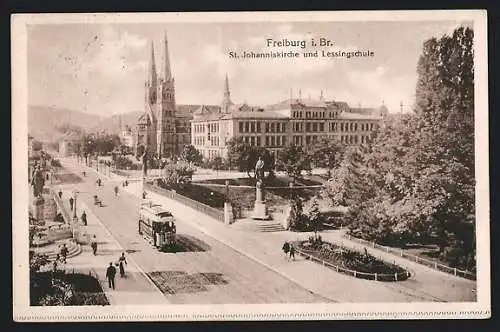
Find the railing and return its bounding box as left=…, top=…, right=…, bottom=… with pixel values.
left=294, top=245, right=411, bottom=282
left=342, top=233, right=476, bottom=281
left=52, top=189, right=72, bottom=223
left=145, top=183, right=225, bottom=223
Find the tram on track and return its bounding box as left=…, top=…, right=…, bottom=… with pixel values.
left=138, top=202, right=176, bottom=251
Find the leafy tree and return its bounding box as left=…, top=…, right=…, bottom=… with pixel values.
left=161, top=161, right=195, bottom=189
left=322, top=27, right=476, bottom=269
left=227, top=137, right=274, bottom=178
left=287, top=196, right=305, bottom=231
left=180, top=145, right=203, bottom=165
left=275, top=145, right=312, bottom=183
left=308, top=137, right=345, bottom=176
left=306, top=196, right=324, bottom=239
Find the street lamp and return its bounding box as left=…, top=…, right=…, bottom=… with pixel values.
left=72, top=190, right=78, bottom=220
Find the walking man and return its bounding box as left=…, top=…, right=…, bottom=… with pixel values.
left=289, top=243, right=296, bottom=261
left=114, top=186, right=119, bottom=197
left=91, top=235, right=98, bottom=255
left=58, top=190, right=62, bottom=199
left=106, top=262, right=117, bottom=290
left=118, top=252, right=127, bottom=278
left=282, top=241, right=290, bottom=259
left=81, top=210, right=87, bottom=226
left=69, top=197, right=74, bottom=211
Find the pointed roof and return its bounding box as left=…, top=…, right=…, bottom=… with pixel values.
left=163, top=31, right=172, bottom=81
left=148, top=41, right=157, bottom=83
left=224, top=73, right=230, bottom=97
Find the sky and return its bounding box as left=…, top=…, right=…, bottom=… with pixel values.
left=27, top=20, right=471, bottom=116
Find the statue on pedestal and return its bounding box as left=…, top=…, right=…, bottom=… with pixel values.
left=252, top=156, right=269, bottom=220
left=31, top=166, right=45, bottom=198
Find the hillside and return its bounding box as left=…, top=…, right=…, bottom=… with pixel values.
left=28, top=105, right=104, bottom=142
left=91, top=111, right=142, bottom=135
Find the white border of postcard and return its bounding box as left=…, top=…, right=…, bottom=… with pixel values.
left=12, top=10, right=490, bottom=321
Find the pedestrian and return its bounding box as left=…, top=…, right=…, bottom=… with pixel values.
left=81, top=210, right=87, bottom=226
left=142, top=191, right=147, bottom=199
left=97, top=178, right=102, bottom=187
left=114, top=186, right=119, bottom=197
left=60, top=243, right=68, bottom=264
left=91, top=235, right=98, bottom=255
left=289, top=243, right=296, bottom=261
left=118, top=252, right=127, bottom=278
left=82, top=171, right=86, bottom=177
left=69, top=197, right=74, bottom=211
left=106, top=262, right=117, bottom=290
left=282, top=241, right=290, bottom=259
left=58, top=190, right=62, bottom=199
left=125, top=180, right=128, bottom=187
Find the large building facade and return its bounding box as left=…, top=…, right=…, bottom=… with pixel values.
left=191, top=76, right=388, bottom=160
left=135, top=34, right=180, bottom=159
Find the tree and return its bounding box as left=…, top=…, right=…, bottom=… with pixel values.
left=227, top=137, right=274, bottom=178
left=180, top=145, right=203, bottom=165
left=161, top=161, right=195, bottom=189
left=288, top=196, right=304, bottom=231
left=308, top=137, right=345, bottom=176
left=321, top=27, right=476, bottom=269
left=306, top=196, right=324, bottom=239
left=276, top=145, right=312, bottom=183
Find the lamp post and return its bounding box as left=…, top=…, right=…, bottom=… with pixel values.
left=72, top=190, right=78, bottom=220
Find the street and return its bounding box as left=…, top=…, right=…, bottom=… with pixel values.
left=58, top=157, right=326, bottom=304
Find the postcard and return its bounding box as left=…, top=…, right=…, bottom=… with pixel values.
left=12, top=10, right=490, bottom=321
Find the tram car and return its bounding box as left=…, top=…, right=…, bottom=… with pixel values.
left=138, top=202, right=176, bottom=251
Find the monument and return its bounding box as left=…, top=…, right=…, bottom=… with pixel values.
left=251, top=156, right=270, bottom=220
left=30, top=166, right=45, bottom=225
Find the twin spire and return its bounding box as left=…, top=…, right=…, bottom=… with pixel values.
left=148, top=31, right=173, bottom=84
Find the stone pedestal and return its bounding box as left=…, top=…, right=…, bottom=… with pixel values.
left=252, top=185, right=269, bottom=220
left=224, top=202, right=233, bottom=225
left=282, top=205, right=292, bottom=230
left=32, top=196, right=45, bottom=226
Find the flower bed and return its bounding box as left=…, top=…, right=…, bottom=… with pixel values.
left=295, top=239, right=410, bottom=282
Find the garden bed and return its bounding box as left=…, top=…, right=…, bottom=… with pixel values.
left=30, top=271, right=109, bottom=306
left=295, top=239, right=410, bottom=282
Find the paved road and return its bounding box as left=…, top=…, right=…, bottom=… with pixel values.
left=58, top=158, right=326, bottom=304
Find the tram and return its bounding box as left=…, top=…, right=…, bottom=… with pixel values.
left=138, top=202, right=176, bottom=251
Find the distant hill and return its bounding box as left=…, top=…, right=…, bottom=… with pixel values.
left=91, top=111, right=142, bottom=135
left=28, top=105, right=104, bottom=142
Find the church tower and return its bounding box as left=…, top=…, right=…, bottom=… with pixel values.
left=221, top=73, right=234, bottom=113
left=157, top=31, right=177, bottom=158
left=143, top=41, right=158, bottom=154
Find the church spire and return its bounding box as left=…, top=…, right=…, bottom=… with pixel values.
left=221, top=73, right=233, bottom=113
left=163, top=31, right=172, bottom=81
left=224, top=73, right=230, bottom=100
left=148, top=41, right=157, bottom=84
left=320, top=90, right=324, bottom=101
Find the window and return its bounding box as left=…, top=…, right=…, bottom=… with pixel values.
left=271, top=136, right=275, bottom=146
left=245, top=122, right=249, bottom=133
left=319, top=123, right=324, bottom=132
left=256, top=122, right=261, bottom=132
left=250, top=136, right=255, bottom=146
left=340, top=123, right=344, bottom=132
left=256, top=137, right=261, bottom=146
left=354, top=123, right=358, bottom=131
left=282, top=136, right=286, bottom=146
left=306, top=123, right=311, bottom=132
left=306, top=136, right=311, bottom=145
left=265, top=136, right=269, bottom=146
left=270, top=123, right=275, bottom=132
left=239, top=122, right=243, bottom=132
left=312, top=123, right=318, bottom=132
left=250, top=122, right=255, bottom=133
left=265, top=123, right=270, bottom=133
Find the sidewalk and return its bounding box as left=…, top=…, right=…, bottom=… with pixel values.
left=55, top=186, right=168, bottom=305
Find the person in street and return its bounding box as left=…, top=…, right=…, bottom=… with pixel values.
left=106, top=262, right=117, bottom=290
left=114, top=186, right=119, bottom=197
left=60, top=243, right=68, bottom=264
left=91, top=235, right=98, bottom=255
left=97, top=178, right=102, bottom=187
left=58, top=190, right=62, bottom=199
left=289, top=243, right=296, bottom=261
left=118, top=252, right=127, bottom=278
left=124, top=180, right=128, bottom=187
left=53, top=255, right=59, bottom=272
left=69, top=197, right=74, bottom=211
left=282, top=241, right=290, bottom=259
left=82, top=171, right=86, bottom=177
left=81, top=210, right=87, bottom=226
left=142, top=191, right=147, bottom=199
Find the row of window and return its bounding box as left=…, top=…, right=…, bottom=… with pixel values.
left=194, top=123, right=220, bottom=133
left=291, top=110, right=340, bottom=119
left=340, top=135, right=371, bottom=144
left=340, top=122, right=376, bottom=132
left=238, top=121, right=288, bottom=133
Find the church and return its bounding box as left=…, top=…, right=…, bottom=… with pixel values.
left=135, top=33, right=185, bottom=160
